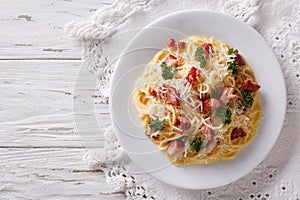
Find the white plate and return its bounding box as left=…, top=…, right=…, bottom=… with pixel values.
left=109, top=10, right=286, bottom=189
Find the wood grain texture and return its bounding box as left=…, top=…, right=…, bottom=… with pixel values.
left=0, top=148, right=123, bottom=200
left=0, top=61, right=111, bottom=148
left=0, top=59, right=120, bottom=198
left=0, top=0, right=124, bottom=198
left=0, top=0, right=111, bottom=59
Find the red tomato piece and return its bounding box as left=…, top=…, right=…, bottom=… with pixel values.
left=185, top=67, right=199, bottom=86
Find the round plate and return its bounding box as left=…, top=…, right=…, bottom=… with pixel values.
left=109, top=10, right=286, bottom=189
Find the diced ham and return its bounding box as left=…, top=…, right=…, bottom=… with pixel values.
left=167, top=38, right=187, bottom=51
left=177, top=41, right=187, bottom=50
left=200, top=124, right=215, bottom=141
left=241, top=79, right=261, bottom=92
left=150, top=85, right=180, bottom=106
left=167, top=38, right=176, bottom=48
left=235, top=54, right=245, bottom=66
left=219, top=87, right=236, bottom=105
left=165, top=55, right=179, bottom=66
left=202, top=98, right=222, bottom=113
left=243, top=108, right=251, bottom=116
left=206, top=140, right=220, bottom=155
left=149, top=84, right=162, bottom=97
left=166, top=87, right=180, bottom=106
left=186, top=96, right=202, bottom=111
left=231, top=128, right=247, bottom=140
left=175, top=116, right=191, bottom=134
left=185, top=67, right=200, bottom=86
left=201, top=43, right=214, bottom=56
left=167, top=139, right=184, bottom=156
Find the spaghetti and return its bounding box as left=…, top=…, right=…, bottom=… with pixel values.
left=132, top=36, right=262, bottom=166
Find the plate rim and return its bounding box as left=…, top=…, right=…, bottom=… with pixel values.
left=109, top=9, right=287, bottom=189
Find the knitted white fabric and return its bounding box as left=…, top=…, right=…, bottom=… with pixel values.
left=65, top=0, right=300, bottom=199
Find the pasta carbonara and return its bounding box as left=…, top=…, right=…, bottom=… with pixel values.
left=132, top=36, right=262, bottom=166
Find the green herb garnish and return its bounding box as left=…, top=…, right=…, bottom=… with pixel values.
left=228, top=48, right=239, bottom=55
left=160, top=62, right=177, bottom=80
left=241, top=91, right=254, bottom=108
left=195, top=46, right=207, bottom=68
left=148, top=118, right=165, bottom=131
left=190, top=138, right=205, bottom=152
left=227, top=60, right=239, bottom=75
left=216, top=107, right=232, bottom=125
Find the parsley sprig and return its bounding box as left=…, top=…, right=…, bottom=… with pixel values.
left=228, top=48, right=239, bottom=55
left=195, top=46, right=207, bottom=68
left=148, top=118, right=165, bottom=131
left=190, top=138, right=205, bottom=152
left=227, top=47, right=239, bottom=74
left=216, top=107, right=232, bottom=125
left=227, top=60, right=239, bottom=75
left=241, top=91, right=254, bottom=108
left=160, top=62, right=177, bottom=80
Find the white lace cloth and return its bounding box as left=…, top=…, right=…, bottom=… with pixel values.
left=65, top=0, right=300, bottom=199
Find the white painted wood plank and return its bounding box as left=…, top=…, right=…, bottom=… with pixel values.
left=0, top=60, right=111, bottom=147
left=0, top=1, right=124, bottom=198
left=0, top=148, right=124, bottom=200
left=0, top=0, right=111, bottom=59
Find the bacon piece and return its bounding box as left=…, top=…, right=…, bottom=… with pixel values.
left=150, top=85, right=180, bottom=106
left=200, top=124, right=215, bottom=141
left=185, top=67, right=200, bottom=86
left=241, top=79, right=261, bottom=92
left=243, top=108, right=251, bottom=116
left=219, top=87, right=236, bottom=105
left=149, top=84, right=162, bottom=97
left=167, top=139, right=184, bottom=156
left=206, top=140, right=220, bottom=155
left=175, top=116, right=191, bottom=134
left=165, top=55, right=179, bottom=66
left=201, top=43, right=214, bottom=56
left=235, top=54, right=245, bottom=66
left=231, top=128, right=247, bottom=140
left=202, top=98, right=222, bottom=113
left=166, top=87, right=180, bottom=106
left=177, top=41, right=187, bottom=50
left=167, top=38, right=176, bottom=48
left=186, top=96, right=202, bottom=111
left=167, top=38, right=187, bottom=52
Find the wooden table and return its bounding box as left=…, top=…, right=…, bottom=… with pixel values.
left=0, top=0, right=123, bottom=199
